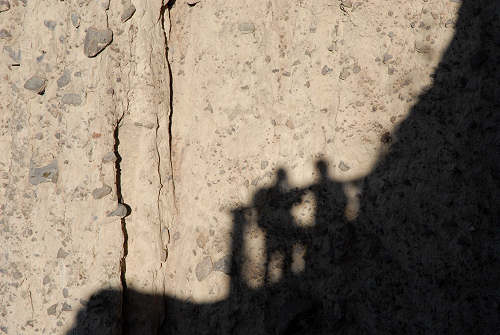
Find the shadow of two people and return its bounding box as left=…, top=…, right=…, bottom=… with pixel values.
left=67, top=0, right=499, bottom=333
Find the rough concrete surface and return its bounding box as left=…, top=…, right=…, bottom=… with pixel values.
left=1, top=0, right=498, bottom=334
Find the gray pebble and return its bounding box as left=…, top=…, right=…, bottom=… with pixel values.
left=414, top=41, right=431, bottom=54
left=24, top=75, right=47, bottom=94
left=121, top=4, right=136, bottom=23
left=43, top=275, right=51, bottom=285
left=352, top=65, right=361, bottom=74
left=0, top=1, right=10, bottom=12
left=382, top=53, right=393, bottom=64
left=57, top=248, right=69, bottom=259
left=195, top=256, right=213, bottom=281
left=321, top=65, right=332, bottom=75
left=339, top=67, right=350, bottom=80
left=62, top=93, right=82, bottom=106
left=62, top=302, right=72, bottom=311
left=83, top=27, right=113, bottom=58
left=341, top=0, right=353, bottom=8
left=213, top=255, right=231, bottom=275
left=29, top=160, right=58, bottom=185
left=92, top=185, right=112, bottom=199
left=57, top=70, right=71, bottom=88
left=261, top=160, right=268, bottom=170
left=100, top=0, right=110, bottom=10
left=102, top=151, right=117, bottom=163
left=0, top=29, right=11, bottom=39
left=108, top=204, right=128, bottom=218
left=62, top=288, right=69, bottom=298
left=3, top=46, right=21, bottom=62
left=47, top=304, right=58, bottom=316
left=44, top=20, right=57, bottom=30
left=71, top=13, right=80, bottom=28
left=338, top=161, right=351, bottom=172
left=238, top=22, right=255, bottom=34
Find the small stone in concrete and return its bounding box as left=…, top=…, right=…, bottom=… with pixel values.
left=62, top=302, right=72, bottom=311
left=0, top=1, right=10, bottom=12
left=0, top=29, right=12, bottom=39
left=62, top=288, right=69, bottom=298
left=71, top=13, right=80, bottom=28
left=57, top=70, right=71, bottom=88
left=62, top=93, right=82, bottom=106
left=29, top=160, right=58, bottom=185
left=238, top=22, right=255, bottom=34
left=339, top=68, right=350, bottom=80
left=43, top=275, right=51, bottom=285
left=338, top=161, right=350, bottom=172
left=108, top=204, right=128, bottom=218
left=321, top=65, right=332, bottom=75
left=415, top=41, right=431, bottom=54
left=383, top=53, right=393, bottom=64
left=44, top=20, right=57, bottom=30
left=57, top=248, right=69, bottom=259
left=352, top=65, right=361, bottom=74
left=92, top=185, right=112, bottom=199
left=102, top=151, right=117, bottom=163
left=213, top=255, right=231, bottom=275
left=83, top=27, right=113, bottom=58
left=195, top=256, right=213, bottom=281
left=24, top=75, right=47, bottom=95
left=4, top=46, right=21, bottom=62
left=121, top=4, right=136, bottom=23
left=261, top=160, right=268, bottom=170
left=47, top=304, right=58, bottom=316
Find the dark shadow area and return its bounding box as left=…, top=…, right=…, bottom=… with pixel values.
left=67, top=1, right=499, bottom=334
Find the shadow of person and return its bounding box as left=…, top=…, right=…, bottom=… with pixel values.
left=252, top=168, right=305, bottom=284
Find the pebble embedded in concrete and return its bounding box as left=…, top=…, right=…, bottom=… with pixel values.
left=44, top=20, right=57, bottom=30
left=195, top=256, right=213, bottom=281
left=57, top=70, right=71, bottom=88
left=29, top=160, right=58, bottom=185
left=102, top=151, right=117, bottom=163
left=338, top=160, right=351, bottom=172
left=71, top=13, right=80, bottom=28
left=0, top=1, right=10, bottom=12
left=238, top=22, right=255, bottom=34
left=0, top=29, right=12, bottom=39
left=108, top=204, right=128, bottom=218
left=92, top=185, right=112, bottom=199
left=62, top=93, right=82, bottom=106
left=213, top=255, right=231, bottom=274
left=83, top=27, right=113, bottom=58
left=121, top=4, right=136, bottom=23
left=24, top=75, right=47, bottom=95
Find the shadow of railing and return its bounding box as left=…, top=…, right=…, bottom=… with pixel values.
left=67, top=0, right=499, bottom=334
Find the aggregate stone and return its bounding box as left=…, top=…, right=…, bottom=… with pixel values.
left=29, top=160, right=58, bottom=185
left=338, top=160, right=351, bottom=172
left=195, top=256, right=213, bottom=281
left=339, top=67, right=351, bottom=80
left=4, top=46, right=21, bottom=62
left=57, top=248, right=69, bottom=259
left=0, top=1, right=10, bottom=12
left=213, top=255, right=231, bottom=274
left=108, top=204, right=128, bottom=218
left=71, top=13, right=80, bottom=28
left=44, top=20, right=57, bottom=30
left=321, top=65, right=332, bottom=75
left=238, top=22, right=255, bottom=34
left=24, top=75, right=47, bottom=94
left=83, top=27, right=113, bottom=58
left=92, top=185, right=112, bottom=199
left=121, top=4, right=136, bottom=23
left=0, top=29, right=11, bottom=39
left=62, top=302, right=72, bottom=311
left=102, top=151, right=117, bottom=163
left=47, top=304, right=57, bottom=316
left=57, top=70, right=71, bottom=88
left=62, top=93, right=82, bottom=106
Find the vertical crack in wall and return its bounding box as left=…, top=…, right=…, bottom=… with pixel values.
left=160, top=0, right=178, bottom=214
left=113, top=115, right=129, bottom=332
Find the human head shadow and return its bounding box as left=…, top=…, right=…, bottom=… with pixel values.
left=66, top=0, right=499, bottom=334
